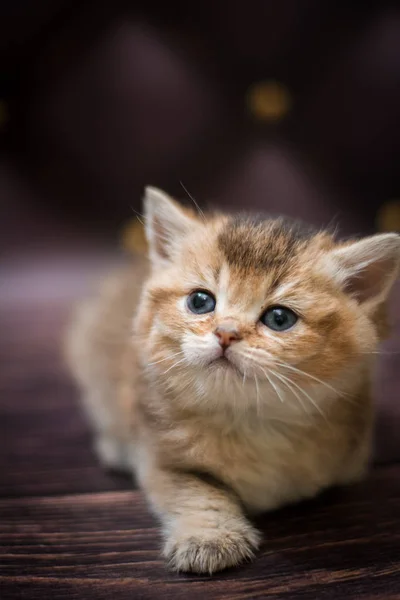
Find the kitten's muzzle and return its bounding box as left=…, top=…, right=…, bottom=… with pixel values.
left=214, top=323, right=242, bottom=351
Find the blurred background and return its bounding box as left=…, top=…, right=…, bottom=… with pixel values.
left=0, top=1, right=399, bottom=467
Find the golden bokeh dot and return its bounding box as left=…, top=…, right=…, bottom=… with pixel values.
left=377, top=200, right=400, bottom=232
left=246, top=80, right=292, bottom=123
left=121, top=218, right=148, bottom=255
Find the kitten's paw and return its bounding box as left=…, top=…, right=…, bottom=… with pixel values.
left=94, top=436, right=133, bottom=473
left=163, top=516, right=260, bottom=574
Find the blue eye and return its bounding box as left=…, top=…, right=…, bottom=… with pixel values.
left=187, top=291, right=216, bottom=315
left=261, top=306, right=298, bottom=331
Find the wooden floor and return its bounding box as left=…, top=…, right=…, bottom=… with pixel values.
left=1, top=278, right=400, bottom=599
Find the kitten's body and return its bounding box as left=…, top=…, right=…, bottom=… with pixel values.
left=66, top=188, right=399, bottom=573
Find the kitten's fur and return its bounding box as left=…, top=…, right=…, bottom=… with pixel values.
left=66, top=187, right=400, bottom=574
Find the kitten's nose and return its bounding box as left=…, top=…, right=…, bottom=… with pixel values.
left=214, top=323, right=242, bottom=349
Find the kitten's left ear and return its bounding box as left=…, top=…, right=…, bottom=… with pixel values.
left=324, top=233, right=400, bottom=308
left=143, top=186, right=197, bottom=267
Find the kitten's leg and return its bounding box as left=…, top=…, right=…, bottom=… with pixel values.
left=80, top=387, right=135, bottom=473
left=65, top=283, right=138, bottom=475
left=139, top=466, right=260, bottom=573
left=94, top=432, right=134, bottom=473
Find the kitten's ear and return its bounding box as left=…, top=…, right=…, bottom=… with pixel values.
left=143, top=186, right=196, bottom=267
left=324, top=233, right=400, bottom=308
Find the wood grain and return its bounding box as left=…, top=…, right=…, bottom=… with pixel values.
left=1, top=470, right=400, bottom=599
left=0, top=303, right=130, bottom=497
left=1, top=271, right=400, bottom=599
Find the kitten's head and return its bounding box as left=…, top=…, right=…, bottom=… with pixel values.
left=135, top=187, right=400, bottom=418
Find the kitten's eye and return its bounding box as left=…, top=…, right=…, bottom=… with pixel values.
left=187, top=291, right=216, bottom=314
left=260, top=306, right=298, bottom=331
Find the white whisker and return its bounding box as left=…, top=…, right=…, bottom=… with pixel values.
left=148, top=350, right=184, bottom=366
left=259, top=367, right=284, bottom=404
left=130, top=206, right=146, bottom=225
left=361, top=350, right=400, bottom=355
left=273, top=359, right=347, bottom=398
left=277, top=371, right=327, bottom=422
left=161, top=357, right=187, bottom=375
left=179, top=181, right=206, bottom=222
left=240, top=346, right=347, bottom=399
left=270, top=369, right=310, bottom=416
left=253, top=374, right=261, bottom=417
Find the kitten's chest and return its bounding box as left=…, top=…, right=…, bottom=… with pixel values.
left=165, top=419, right=337, bottom=513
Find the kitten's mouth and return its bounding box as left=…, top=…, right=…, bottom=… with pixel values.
left=209, top=356, right=241, bottom=375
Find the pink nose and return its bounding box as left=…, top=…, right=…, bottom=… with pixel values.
left=214, top=324, right=242, bottom=349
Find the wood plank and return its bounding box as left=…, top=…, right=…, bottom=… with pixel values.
left=0, top=303, right=131, bottom=497
left=1, top=467, right=400, bottom=599
left=0, top=371, right=131, bottom=497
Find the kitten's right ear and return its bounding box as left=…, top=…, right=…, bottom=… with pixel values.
left=323, top=233, right=400, bottom=310
left=143, top=186, right=196, bottom=267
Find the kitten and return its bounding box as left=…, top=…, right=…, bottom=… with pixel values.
left=66, top=187, right=400, bottom=574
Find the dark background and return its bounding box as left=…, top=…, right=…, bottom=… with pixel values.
left=1, top=1, right=400, bottom=245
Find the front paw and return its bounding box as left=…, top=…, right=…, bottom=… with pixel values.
left=94, top=435, right=133, bottom=473
left=163, top=516, right=260, bottom=574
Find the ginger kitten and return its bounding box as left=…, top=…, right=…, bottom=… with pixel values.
left=66, top=187, right=400, bottom=574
